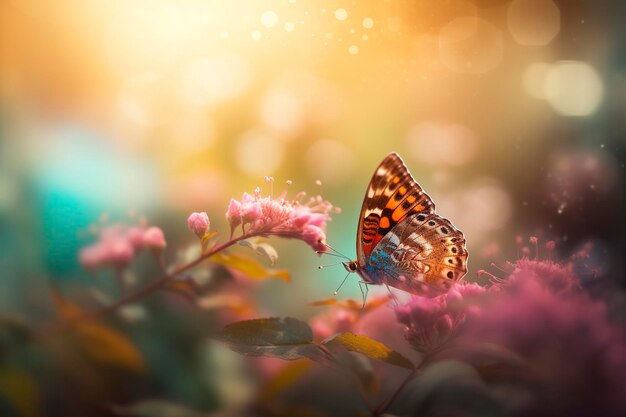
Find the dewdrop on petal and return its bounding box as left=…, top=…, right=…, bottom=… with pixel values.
left=187, top=212, right=210, bottom=238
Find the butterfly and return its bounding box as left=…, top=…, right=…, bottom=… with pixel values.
left=339, top=152, right=468, bottom=297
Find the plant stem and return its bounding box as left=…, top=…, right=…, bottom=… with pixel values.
left=38, top=233, right=253, bottom=338
left=372, top=354, right=431, bottom=416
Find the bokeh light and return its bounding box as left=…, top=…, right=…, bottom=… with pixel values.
left=305, top=139, right=355, bottom=186
left=406, top=122, right=477, bottom=167
left=508, top=0, right=560, bottom=46
left=439, top=17, right=503, bottom=74
left=544, top=61, right=604, bottom=116
left=236, top=129, right=284, bottom=176
left=180, top=55, right=251, bottom=108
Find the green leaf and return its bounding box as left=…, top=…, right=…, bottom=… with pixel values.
left=212, top=253, right=290, bottom=281
left=217, top=317, right=322, bottom=361
left=323, top=333, right=414, bottom=369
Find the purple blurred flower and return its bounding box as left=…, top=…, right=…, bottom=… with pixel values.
left=395, top=282, right=487, bottom=353
left=459, top=270, right=626, bottom=415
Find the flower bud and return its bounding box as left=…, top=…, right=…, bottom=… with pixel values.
left=187, top=212, right=210, bottom=238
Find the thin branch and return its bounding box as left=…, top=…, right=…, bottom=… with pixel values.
left=372, top=353, right=434, bottom=416
left=38, top=232, right=254, bottom=338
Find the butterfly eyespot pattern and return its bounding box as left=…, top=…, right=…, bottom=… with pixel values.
left=354, top=152, right=468, bottom=296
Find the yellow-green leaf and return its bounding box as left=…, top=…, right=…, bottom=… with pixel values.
left=212, top=253, right=290, bottom=281
left=74, top=322, right=144, bottom=371
left=0, top=367, right=39, bottom=417
left=51, top=290, right=144, bottom=372
left=308, top=295, right=390, bottom=313
left=323, top=333, right=414, bottom=369
left=200, top=231, right=219, bottom=247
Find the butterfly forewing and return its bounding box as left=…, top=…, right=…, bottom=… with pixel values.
left=356, top=153, right=435, bottom=265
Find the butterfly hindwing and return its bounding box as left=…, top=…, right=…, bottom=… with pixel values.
left=373, top=212, right=468, bottom=291
left=356, top=153, right=435, bottom=266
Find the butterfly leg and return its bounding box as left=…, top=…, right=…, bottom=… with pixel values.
left=384, top=283, right=399, bottom=306
left=357, top=281, right=371, bottom=311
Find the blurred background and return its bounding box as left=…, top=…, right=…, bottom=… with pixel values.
left=0, top=0, right=625, bottom=416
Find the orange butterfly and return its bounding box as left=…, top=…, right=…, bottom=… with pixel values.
left=338, top=153, right=468, bottom=297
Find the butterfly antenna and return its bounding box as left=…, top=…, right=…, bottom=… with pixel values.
left=333, top=271, right=351, bottom=295
left=321, top=242, right=350, bottom=260
left=316, top=251, right=348, bottom=259
left=318, top=261, right=343, bottom=269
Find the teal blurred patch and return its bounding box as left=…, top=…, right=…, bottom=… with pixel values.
left=30, top=125, right=158, bottom=278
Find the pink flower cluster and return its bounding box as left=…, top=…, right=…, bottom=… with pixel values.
left=225, top=184, right=338, bottom=252
left=459, top=264, right=626, bottom=415
left=395, top=282, right=487, bottom=353
left=79, top=222, right=166, bottom=270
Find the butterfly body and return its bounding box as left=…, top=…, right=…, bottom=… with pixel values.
left=345, top=153, right=468, bottom=296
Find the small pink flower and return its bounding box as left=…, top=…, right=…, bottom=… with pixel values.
left=225, top=199, right=242, bottom=234
left=187, top=212, right=210, bottom=237
left=79, top=220, right=167, bottom=270
left=224, top=183, right=338, bottom=252
left=109, top=239, right=135, bottom=267
left=143, top=227, right=167, bottom=250
left=126, top=226, right=145, bottom=249
left=79, top=245, right=105, bottom=269
left=311, top=308, right=358, bottom=341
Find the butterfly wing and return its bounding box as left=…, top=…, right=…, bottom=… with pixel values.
left=356, top=153, right=435, bottom=267
left=369, top=212, right=468, bottom=295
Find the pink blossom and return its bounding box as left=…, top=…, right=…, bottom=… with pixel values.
left=224, top=184, right=337, bottom=252
left=126, top=226, right=145, bottom=249
left=143, top=227, right=167, bottom=250
left=79, top=221, right=166, bottom=270
left=311, top=309, right=358, bottom=341
left=187, top=212, right=210, bottom=237
left=458, top=272, right=626, bottom=415
left=395, top=282, right=487, bottom=353
left=503, top=258, right=581, bottom=296
left=109, top=239, right=135, bottom=266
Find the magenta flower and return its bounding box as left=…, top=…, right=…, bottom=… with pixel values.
left=395, top=282, right=487, bottom=353
left=458, top=270, right=626, bottom=415
left=225, top=184, right=337, bottom=252
left=187, top=211, right=210, bottom=238
left=504, top=258, right=581, bottom=296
